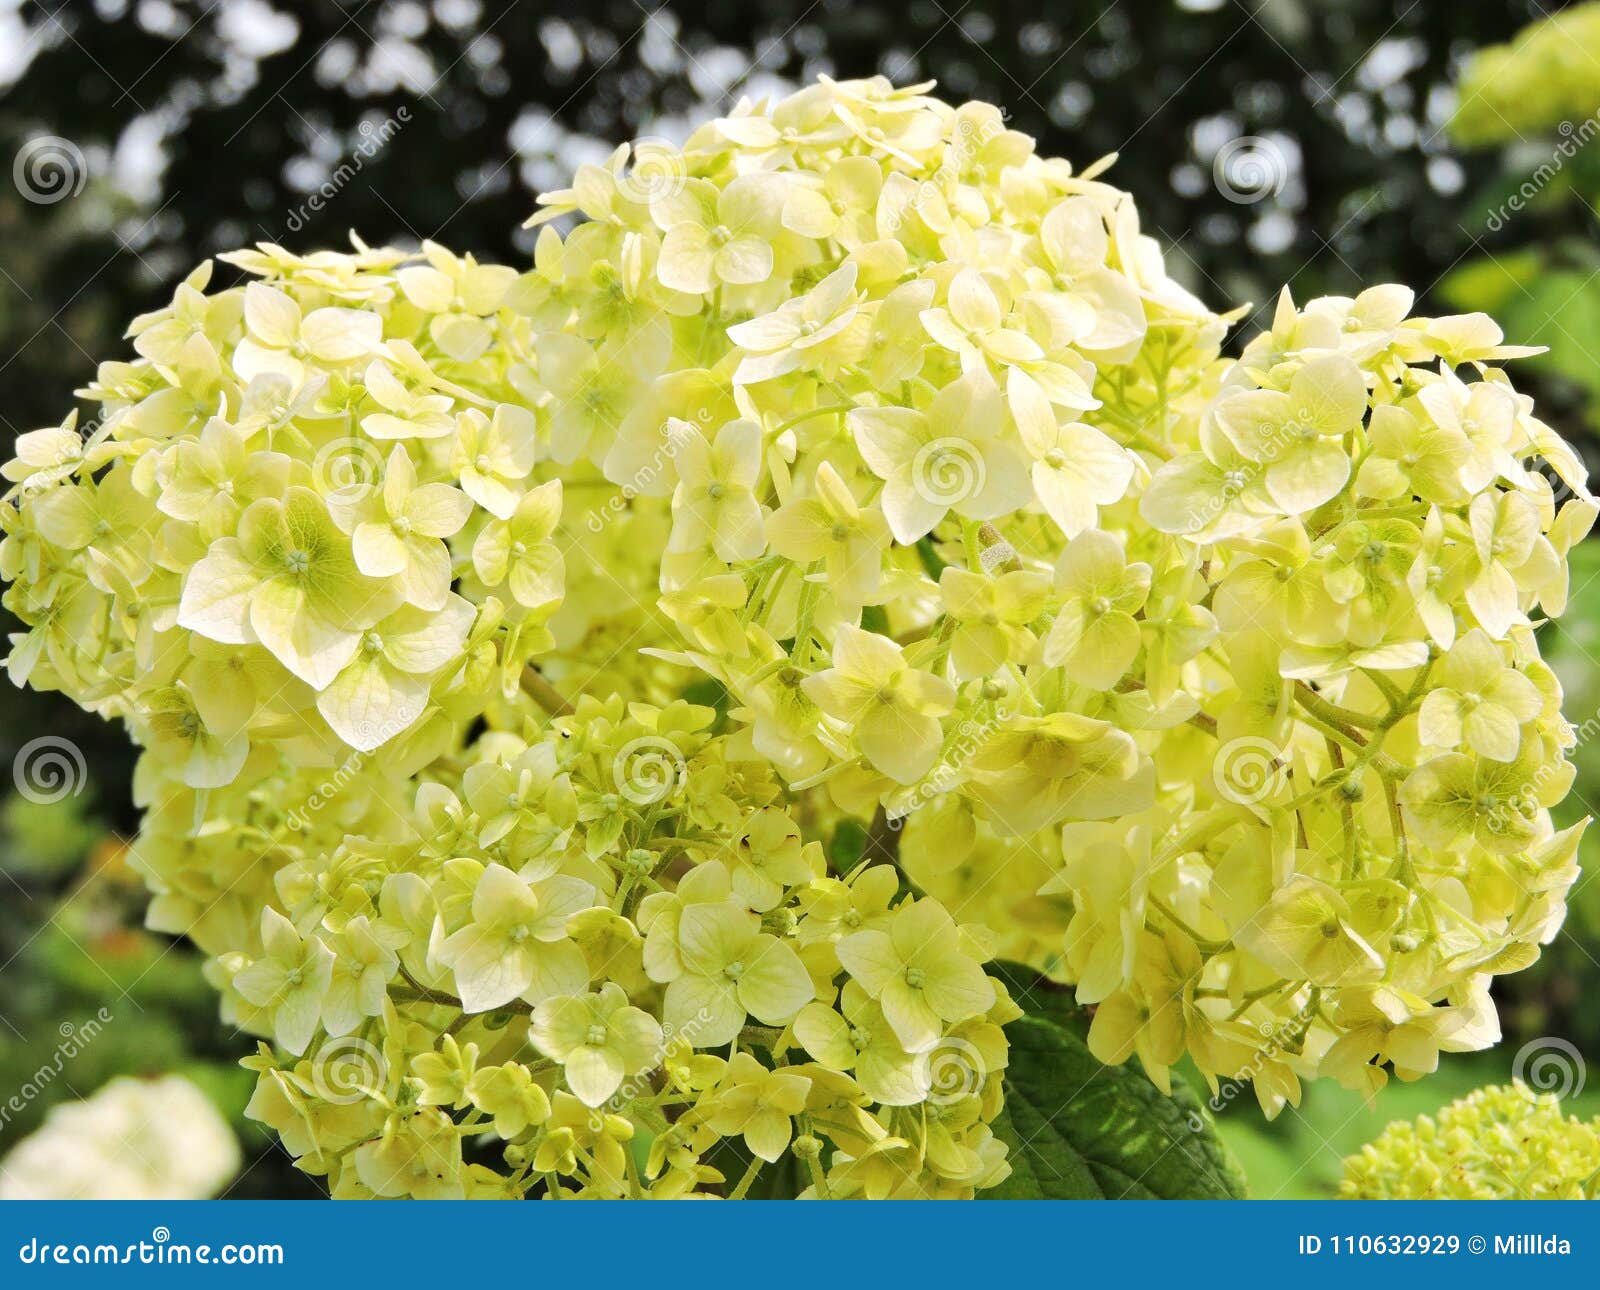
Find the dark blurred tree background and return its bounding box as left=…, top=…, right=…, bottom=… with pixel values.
left=4, top=0, right=1600, bottom=1197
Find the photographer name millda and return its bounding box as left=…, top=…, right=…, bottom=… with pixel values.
left=1492, top=1235, right=1573, bottom=1255
left=1299, top=1234, right=1573, bottom=1255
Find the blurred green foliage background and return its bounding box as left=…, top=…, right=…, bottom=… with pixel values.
left=3, top=0, right=1600, bottom=1197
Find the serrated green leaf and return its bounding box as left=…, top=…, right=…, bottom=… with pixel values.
left=984, top=963, right=1247, bottom=1200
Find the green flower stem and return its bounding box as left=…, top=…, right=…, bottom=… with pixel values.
left=520, top=665, right=574, bottom=717
left=961, top=519, right=984, bottom=572
left=1154, top=806, right=1238, bottom=867
left=771, top=403, right=855, bottom=437
left=1293, top=683, right=1406, bottom=781
left=738, top=1024, right=787, bottom=1051
left=797, top=1114, right=830, bottom=1198
left=393, top=971, right=468, bottom=1010
left=729, top=1153, right=765, bottom=1199
left=1148, top=893, right=1229, bottom=954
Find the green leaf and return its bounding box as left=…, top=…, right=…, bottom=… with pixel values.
left=984, top=962, right=1248, bottom=1200
left=827, top=817, right=870, bottom=871
left=914, top=534, right=948, bottom=580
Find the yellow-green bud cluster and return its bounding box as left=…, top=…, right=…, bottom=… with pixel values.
left=1450, top=4, right=1600, bottom=146
left=1341, top=1081, right=1600, bottom=1199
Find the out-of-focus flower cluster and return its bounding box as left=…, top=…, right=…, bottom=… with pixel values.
left=0, top=1075, right=239, bottom=1200
left=1340, top=1081, right=1600, bottom=1198
left=1450, top=3, right=1600, bottom=145
left=2, top=74, right=1593, bottom=1197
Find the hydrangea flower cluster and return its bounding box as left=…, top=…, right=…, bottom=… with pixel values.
left=2, top=75, right=1593, bottom=1198
left=1450, top=3, right=1600, bottom=145
left=1340, top=1082, right=1600, bottom=1199
left=0, top=1075, right=240, bottom=1200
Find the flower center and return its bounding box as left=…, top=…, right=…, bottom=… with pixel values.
left=585, top=1024, right=608, bottom=1048
left=904, top=966, right=926, bottom=989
